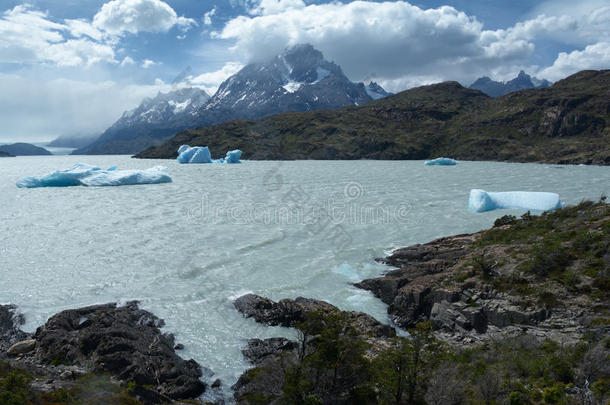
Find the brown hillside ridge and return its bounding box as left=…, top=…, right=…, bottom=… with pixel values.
left=135, top=69, right=610, bottom=165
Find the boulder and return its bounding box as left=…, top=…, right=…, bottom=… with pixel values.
left=7, top=339, right=36, bottom=357
left=234, top=294, right=395, bottom=338
left=33, top=301, right=206, bottom=401
left=0, top=304, right=30, bottom=355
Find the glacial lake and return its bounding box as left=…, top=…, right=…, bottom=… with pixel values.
left=1, top=156, right=609, bottom=394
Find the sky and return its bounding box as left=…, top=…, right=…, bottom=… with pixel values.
left=0, top=0, right=609, bottom=142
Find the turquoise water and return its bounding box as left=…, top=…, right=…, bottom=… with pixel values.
left=1, top=156, right=609, bottom=393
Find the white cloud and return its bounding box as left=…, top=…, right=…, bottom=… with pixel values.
left=0, top=72, right=170, bottom=141
left=538, top=42, right=610, bottom=81
left=141, top=59, right=159, bottom=68
left=492, top=7, right=610, bottom=47
left=249, top=0, right=306, bottom=16
left=216, top=2, right=531, bottom=85
left=65, top=18, right=103, bottom=41
left=0, top=5, right=115, bottom=66
left=216, top=0, right=610, bottom=91
left=203, top=7, right=216, bottom=25
left=529, top=0, right=610, bottom=21
left=46, top=39, right=116, bottom=67
left=120, top=56, right=136, bottom=66
left=93, top=0, right=197, bottom=36
left=190, top=62, right=244, bottom=95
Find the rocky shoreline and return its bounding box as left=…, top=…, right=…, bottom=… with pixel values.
left=355, top=201, right=609, bottom=346
left=2, top=201, right=609, bottom=404
left=0, top=302, right=219, bottom=404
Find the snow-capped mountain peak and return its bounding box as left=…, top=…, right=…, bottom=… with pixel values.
left=202, top=44, right=387, bottom=118
left=119, top=87, right=210, bottom=125
left=76, top=44, right=391, bottom=155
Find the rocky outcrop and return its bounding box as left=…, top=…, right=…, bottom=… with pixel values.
left=234, top=294, right=395, bottom=338
left=242, top=337, right=299, bottom=366
left=357, top=202, right=610, bottom=345
left=0, top=304, right=30, bottom=355
left=1, top=302, right=214, bottom=404
left=233, top=294, right=397, bottom=404
left=32, top=302, right=206, bottom=401
left=232, top=337, right=300, bottom=404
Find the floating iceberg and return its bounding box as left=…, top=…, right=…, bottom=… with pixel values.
left=224, top=149, right=242, bottom=164
left=468, top=189, right=563, bottom=213
left=424, top=157, right=458, bottom=166
left=177, top=145, right=212, bottom=164
left=177, top=145, right=242, bottom=164
left=16, top=163, right=172, bottom=188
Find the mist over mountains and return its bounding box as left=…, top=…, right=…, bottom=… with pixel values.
left=75, top=44, right=391, bottom=155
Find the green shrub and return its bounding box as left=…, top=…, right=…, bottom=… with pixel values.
left=542, top=383, right=564, bottom=403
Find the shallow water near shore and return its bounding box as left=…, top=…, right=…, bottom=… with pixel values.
left=1, top=156, right=609, bottom=394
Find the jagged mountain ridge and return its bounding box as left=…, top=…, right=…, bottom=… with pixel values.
left=470, top=70, right=551, bottom=97
left=74, top=87, right=210, bottom=155
left=76, top=44, right=391, bottom=155
left=135, top=69, right=610, bottom=165
left=196, top=44, right=379, bottom=124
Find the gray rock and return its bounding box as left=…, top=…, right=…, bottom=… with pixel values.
left=33, top=301, right=207, bottom=401
left=0, top=304, right=31, bottom=355
left=234, top=294, right=395, bottom=338
left=7, top=339, right=36, bottom=357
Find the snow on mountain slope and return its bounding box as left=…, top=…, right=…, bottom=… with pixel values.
left=78, top=44, right=391, bottom=155
left=74, top=87, right=209, bottom=155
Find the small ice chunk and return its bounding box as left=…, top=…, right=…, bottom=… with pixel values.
left=16, top=163, right=171, bottom=188
left=424, top=157, right=458, bottom=166
left=177, top=145, right=212, bottom=164
left=224, top=149, right=242, bottom=164
left=468, top=189, right=563, bottom=213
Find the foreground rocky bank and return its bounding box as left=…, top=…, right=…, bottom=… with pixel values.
left=0, top=302, right=218, bottom=404
left=229, top=201, right=609, bottom=404
left=2, top=201, right=609, bottom=404
left=356, top=200, right=610, bottom=346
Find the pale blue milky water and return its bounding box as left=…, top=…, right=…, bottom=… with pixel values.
left=1, top=156, right=609, bottom=392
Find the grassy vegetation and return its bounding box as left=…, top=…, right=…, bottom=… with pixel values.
left=476, top=200, right=610, bottom=301
left=244, top=310, right=610, bottom=405
left=0, top=362, right=143, bottom=405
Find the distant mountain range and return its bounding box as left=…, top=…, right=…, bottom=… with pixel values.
left=470, top=70, right=551, bottom=97
left=48, top=134, right=99, bottom=149
left=0, top=143, right=52, bottom=156
left=0, top=151, right=14, bottom=157
left=73, top=87, right=211, bottom=155
left=75, top=44, right=391, bottom=155
left=136, top=70, right=610, bottom=165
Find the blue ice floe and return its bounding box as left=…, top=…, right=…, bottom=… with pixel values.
left=177, top=145, right=242, bottom=164
left=468, top=189, right=563, bottom=213
left=16, top=163, right=172, bottom=188
left=177, top=145, right=212, bottom=164
left=424, top=157, right=458, bottom=166
left=224, top=149, right=242, bottom=164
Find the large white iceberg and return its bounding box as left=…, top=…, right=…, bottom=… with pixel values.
left=16, top=163, right=172, bottom=188
left=177, top=145, right=242, bottom=164
left=424, top=157, right=458, bottom=166
left=468, top=189, right=563, bottom=213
